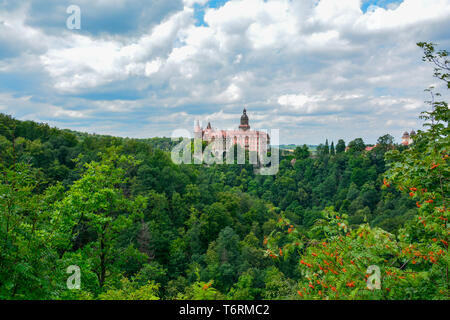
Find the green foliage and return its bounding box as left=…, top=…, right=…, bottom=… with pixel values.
left=179, top=281, right=225, bottom=300
left=294, top=144, right=310, bottom=160
left=347, top=138, right=366, bottom=153
left=336, top=139, right=346, bottom=154
left=98, top=278, right=160, bottom=300
left=0, top=41, right=448, bottom=300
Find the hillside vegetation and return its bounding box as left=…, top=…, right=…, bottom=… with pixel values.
left=0, top=43, right=448, bottom=300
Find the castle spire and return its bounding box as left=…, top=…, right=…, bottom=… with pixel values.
left=239, top=108, right=250, bottom=131
left=194, top=120, right=201, bottom=132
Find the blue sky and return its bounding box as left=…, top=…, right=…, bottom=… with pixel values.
left=361, top=0, right=403, bottom=12
left=0, top=0, right=449, bottom=144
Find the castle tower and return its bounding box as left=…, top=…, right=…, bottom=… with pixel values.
left=402, top=130, right=415, bottom=146
left=194, top=120, right=202, bottom=139
left=401, top=131, right=410, bottom=145
left=239, top=108, right=250, bottom=131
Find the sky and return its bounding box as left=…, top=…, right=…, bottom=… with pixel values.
left=0, top=0, right=449, bottom=145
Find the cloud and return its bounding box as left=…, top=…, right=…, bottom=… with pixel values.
left=0, top=0, right=449, bottom=144
left=20, top=0, right=184, bottom=36
left=358, top=0, right=450, bottom=30
left=0, top=93, right=90, bottom=121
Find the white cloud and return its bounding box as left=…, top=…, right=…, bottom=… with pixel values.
left=40, top=8, right=193, bottom=91
left=0, top=93, right=90, bottom=120
left=1, top=0, right=450, bottom=143
left=312, top=0, right=362, bottom=26
left=278, top=94, right=326, bottom=113
left=359, top=0, right=450, bottom=30
left=145, top=59, right=163, bottom=76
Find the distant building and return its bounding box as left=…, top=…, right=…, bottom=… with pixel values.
left=401, top=130, right=416, bottom=146
left=194, top=108, right=270, bottom=159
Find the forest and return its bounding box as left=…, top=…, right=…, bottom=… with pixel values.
left=0, top=43, right=448, bottom=300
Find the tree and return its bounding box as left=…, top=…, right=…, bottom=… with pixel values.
left=294, top=144, right=310, bottom=160
left=351, top=168, right=366, bottom=187
left=204, top=227, right=241, bottom=292
left=384, top=42, right=449, bottom=296
left=330, top=141, right=335, bottom=155
left=377, top=134, right=394, bottom=151
left=267, top=208, right=446, bottom=300
left=199, top=202, right=232, bottom=244
left=324, top=139, right=329, bottom=155
left=336, top=139, right=346, bottom=154
left=53, top=148, right=147, bottom=288
left=228, top=271, right=260, bottom=300
left=98, top=278, right=160, bottom=300
left=316, top=144, right=325, bottom=156
left=263, top=42, right=449, bottom=301
left=347, top=138, right=365, bottom=153
left=417, top=42, right=449, bottom=88
left=0, top=163, right=60, bottom=299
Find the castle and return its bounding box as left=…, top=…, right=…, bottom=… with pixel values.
left=194, top=108, right=270, bottom=159
left=401, top=130, right=416, bottom=146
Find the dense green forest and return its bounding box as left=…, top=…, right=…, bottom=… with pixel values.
left=0, top=43, right=448, bottom=300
